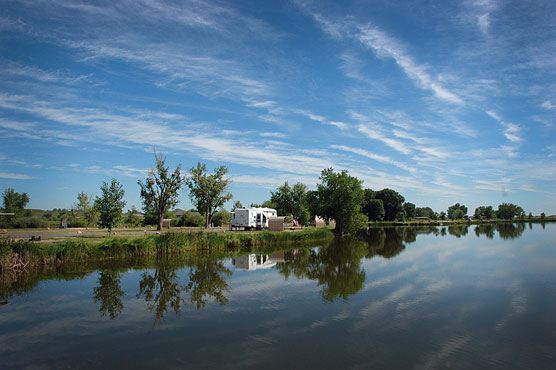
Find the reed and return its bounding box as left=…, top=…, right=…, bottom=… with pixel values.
left=0, top=228, right=333, bottom=269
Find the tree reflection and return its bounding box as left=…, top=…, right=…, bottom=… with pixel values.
left=496, top=223, right=525, bottom=240
left=136, top=254, right=232, bottom=323
left=185, top=254, right=232, bottom=309
left=93, top=270, right=125, bottom=320
left=137, top=263, right=184, bottom=322
left=278, top=238, right=367, bottom=302
left=475, top=224, right=495, bottom=239
left=358, top=227, right=409, bottom=259
left=448, top=225, right=469, bottom=238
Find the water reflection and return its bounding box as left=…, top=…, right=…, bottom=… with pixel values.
left=475, top=224, right=495, bottom=239
left=93, top=271, right=125, bottom=320
left=232, top=253, right=284, bottom=271
left=185, top=254, right=232, bottom=309
left=496, top=223, right=526, bottom=240
left=448, top=225, right=469, bottom=238
left=278, top=238, right=368, bottom=302
left=0, top=223, right=542, bottom=311
left=136, top=254, right=232, bottom=323
left=137, top=262, right=185, bottom=322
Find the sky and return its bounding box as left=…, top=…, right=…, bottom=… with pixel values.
left=0, top=0, right=555, bottom=215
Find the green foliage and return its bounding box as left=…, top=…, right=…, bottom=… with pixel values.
left=2, top=188, right=29, bottom=214
left=403, top=202, right=416, bottom=219
left=316, top=168, right=367, bottom=236
left=415, top=207, right=435, bottom=219
left=452, top=208, right=464, bottom=220
left=374, top=188, right=405, bottom=221
left=177, top=211, right=205, bottom=227
left=186, top=163, right=232, bottom=228
left=270, top=181, right=310, bottom=225
left=138, top=151, right=185, bottom=230
left=496, top=203, right=524, bottom=220
left=231, top=200, right=243, bottom=212
left=94, top=179, right=126, bottom=231
left=447, top=203, right=467, bottom=219
left=124, top=207, right=143, bottom=227
left=474, top=205, right=495, bottom=219
left=362, top=191, right=385, bottom=221
left=76, top=192, right=97, bottom=227
left=1, top=188, right=30, bottom=227
left=439, top=211, right=447, bottom=220
left=212, top=209, right=231, bottom=227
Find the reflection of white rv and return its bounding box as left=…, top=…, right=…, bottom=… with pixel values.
left=231, top=208, right=277, bottom=230
left=232, top=253, right=284, bottom=271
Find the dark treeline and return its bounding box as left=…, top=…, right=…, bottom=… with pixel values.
left=1, top=155, right=550, bottom=234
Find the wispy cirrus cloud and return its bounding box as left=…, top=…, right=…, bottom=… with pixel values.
left=330, top=144, right=416, bottom=174
left=294, top=109, right=348, bottom=129
left=355, top=25, right=464, bottom=105
left=0, top=172, right=35, bottom=180
left=485, top=110, right=523, bottom=144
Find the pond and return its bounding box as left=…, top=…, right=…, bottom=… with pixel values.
left=1, top=223, right=555, bottom=369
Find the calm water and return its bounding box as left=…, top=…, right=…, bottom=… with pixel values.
left=1, top=223, right=555, bottom=369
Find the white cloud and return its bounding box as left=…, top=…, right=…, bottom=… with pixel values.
left=486, top=110, right=523, bottom=143
left=0, top=172, right=35, bottom=179
left=330, top=144, right=416, bottom=174
left=356, top=25, right=464, bottom=105
left=357, top=124, right=411, bottom=155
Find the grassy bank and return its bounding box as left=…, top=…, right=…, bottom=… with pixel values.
left=0, top=228, right=334, bottom=270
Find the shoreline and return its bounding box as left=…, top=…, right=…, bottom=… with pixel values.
left=1, top=228, right=334, bottom=271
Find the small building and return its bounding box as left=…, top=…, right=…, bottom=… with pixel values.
left=268, top=216, right=286, bottom=231
left=161, top=219, right=172, bottom=229
left=172, top=209, right=186, bottom=217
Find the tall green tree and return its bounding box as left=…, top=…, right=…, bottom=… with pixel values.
left=138, top=151, right=185, bottom=230
left=270, top=181, right=310, bottom=225
left=363, top=198, right=385, bottom=221
left=94, top=178, right=126, bottom=232
left=416, top=207, right=435, bottom=219
left=1, top=188, right=29, bottom=227
left=496, top=203, right=524, bottom=219
left=447, top=203, right=468, bottom=219
left=374, top=188, right=405, bottom=221
left=316, top=168, right=367, bottom=236
left=403, top=202, right=416, bottom=219
left=2, top=188, right=29, bottom=215
left=76, top=192, right=97, bottom=227
left=186, top=163, right=232, bottom=228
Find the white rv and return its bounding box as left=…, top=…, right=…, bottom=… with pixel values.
left=231, top=207, right=277, bottom=230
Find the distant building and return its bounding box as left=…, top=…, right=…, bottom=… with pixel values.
left=172, top=208, right=186, bottom=217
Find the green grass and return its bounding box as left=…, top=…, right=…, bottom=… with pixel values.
left=1, top=228, right=333, bottom=270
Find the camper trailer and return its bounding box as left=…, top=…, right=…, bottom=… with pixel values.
left=231, top=207, right=277, bottom=230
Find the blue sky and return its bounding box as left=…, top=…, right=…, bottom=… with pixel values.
left=1, top=0, right=555, bottom=214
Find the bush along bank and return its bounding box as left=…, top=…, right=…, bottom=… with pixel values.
left=0, top=228, right=334, bottom=270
